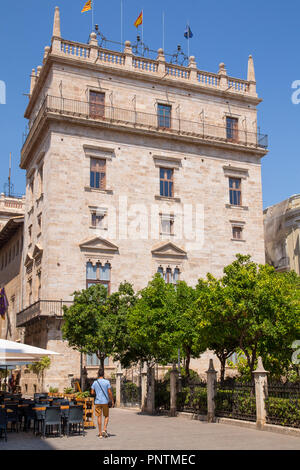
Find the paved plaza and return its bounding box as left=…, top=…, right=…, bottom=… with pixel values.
left=0, top=408, right=299, bottom=450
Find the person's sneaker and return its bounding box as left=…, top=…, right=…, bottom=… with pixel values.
left=102, top=431, right=108, bottom=438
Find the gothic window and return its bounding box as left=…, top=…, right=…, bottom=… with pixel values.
left=157, top=266, right=180, bottom=285
left=86, top=262, right=111, bottom=292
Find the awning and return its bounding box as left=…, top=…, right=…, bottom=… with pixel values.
left=0, top=339, right=61, bottom=364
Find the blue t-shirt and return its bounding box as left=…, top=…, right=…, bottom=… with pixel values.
left=91, top=378, right=111, bottom=405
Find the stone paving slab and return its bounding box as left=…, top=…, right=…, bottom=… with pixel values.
left=0, top=408, right=299, bottom=450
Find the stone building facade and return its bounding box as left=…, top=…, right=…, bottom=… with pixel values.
left=0, top=193, right=25, bottom=232
left=264, top=194, right=300, bottom=274
left=0, top=216, right=24, bottom=341
left=13, top=7, right=267, bottom=392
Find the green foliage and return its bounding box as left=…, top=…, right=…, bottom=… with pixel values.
left=28, top=356, right=51, bottom=377
left=121, top=381, right=140, bottom=402
left=49, top=387, right=59, bottom=393
left=75, top=391, right=91, bottom=398
left=177, top=386, right=207, bottom=413
left=119, top=274, right=178, bottom=368
left=215, top=389, right=256, bottom=418
left=62, top=282, right=136, bottom=367
left=163, top=367, right=201, bottom=387
left=194, top=255, right=300, bottom=379
left=63, top=387, right=75, bottom=395
left=265, top=397, right=300, bottom=428
left=227, top=355, right=254, bottom=384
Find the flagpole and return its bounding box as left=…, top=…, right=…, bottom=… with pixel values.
left=142, top=9, right=144, bottom=46
left=187, top=20, right=190, bottom=59
left=162, top=11, right=165, bottom=51
left=92, top=0, right=94, bottom=31
left=120, top=0, right=123, bottom=51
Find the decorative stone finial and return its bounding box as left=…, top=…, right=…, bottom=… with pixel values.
left=89, top=32, right=98, bottom=46
left=30, top=69, right=36, bottom=95
left=218, top=62, right=227, bottom=75
left=207, top=359, right=216, bottom=373
left=53, top=6, right=61, bottom=38
left=36, top=65, right=42, bottom=77
left=188, top=55, right=196, bottom=66
left=124, top=40, right=132, bottom=57
left=157, top=48, right=165, bottom=62
left=43, top=46, right=50, bottom=64
left=253, top=357, right=269, bottom=374
left=247, top=54, right=255, bottom=82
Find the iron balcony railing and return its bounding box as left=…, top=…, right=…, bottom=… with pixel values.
left=16, top=300, right=73, bottom=327
left=23, top=95, right=268, bottom=151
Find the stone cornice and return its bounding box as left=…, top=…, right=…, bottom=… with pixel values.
left=21, top=111, right=267, bottom=169
left=25, top=50, right=262, bottom=119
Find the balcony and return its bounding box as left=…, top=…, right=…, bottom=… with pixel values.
left=22, top=95, right=268, bottom=159
left=16, top=300, right=73, bottom=327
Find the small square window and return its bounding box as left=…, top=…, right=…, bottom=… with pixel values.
left=160, top=214, right=174, bottom=236
left=232, top=226, right=243, bottom=240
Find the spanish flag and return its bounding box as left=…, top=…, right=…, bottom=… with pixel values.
left=82, top=0, right=92, bottom=13
left=134, top=11, right=143, bottom=28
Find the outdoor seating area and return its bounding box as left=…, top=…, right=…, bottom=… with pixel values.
left=0, top=391, right=85, bottom=441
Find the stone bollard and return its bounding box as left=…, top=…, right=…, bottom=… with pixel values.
left=141, top=363, right=148, bottom=412
left=253, top=357, right=269, bottom=429
left=206, top=359, right=217, bottom=423
left=146, top=366, right=156, bottom=415
left=169, top=364, right=178, bottom=417
left=116, top=364, right=123, bottom=408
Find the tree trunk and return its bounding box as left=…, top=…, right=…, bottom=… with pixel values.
left=220, top=357, right=226, bottom=386
left=184, top=347, right=191, bottom=379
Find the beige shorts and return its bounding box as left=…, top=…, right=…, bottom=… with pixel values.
left=95, top=404, right=109, bottom=418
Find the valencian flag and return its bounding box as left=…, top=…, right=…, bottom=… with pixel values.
left=81, top=0, right=92, bottom=13
left=184, top=25, right=193, bottom=39
left=134, top=11, right=143, bottom=28
left=0, top=288, right=9, bottom=319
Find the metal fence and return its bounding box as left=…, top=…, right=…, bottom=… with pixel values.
left=23, top=95, right=268, bottom=151
left=176, top=382, right=207, bottom=415
left=16, top=300, right=73, bottom=327
left=215, top=382, right=256, bottom=422
left=120, top=378, right=141, bottom=408
left=265, top=382, right=300, bottom=428
left=155, top=379, right=170, bottom=413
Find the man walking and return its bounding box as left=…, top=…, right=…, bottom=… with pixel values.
left=91, top=368, right=114, bottom=438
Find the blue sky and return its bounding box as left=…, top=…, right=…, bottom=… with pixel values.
left=0, top=0, right=299, bottom=208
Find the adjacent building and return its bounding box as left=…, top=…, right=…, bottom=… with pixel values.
left=8, top=7, right=268, bottom=391
left=264, top=194, right=300, bottom=274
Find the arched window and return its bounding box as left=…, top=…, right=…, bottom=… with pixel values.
left=86, top=262, right=111, bottom=292
left=157, top=267, right=164, bottom=277
left=173, top=268, right=180, bottom=284
left=157, top=266, right=180, bottom=285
